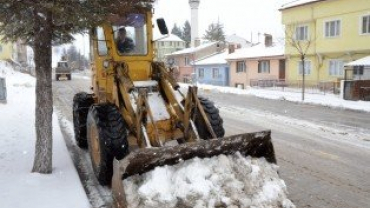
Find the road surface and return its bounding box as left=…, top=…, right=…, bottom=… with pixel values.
left=53, top=75, right=370, bottom=208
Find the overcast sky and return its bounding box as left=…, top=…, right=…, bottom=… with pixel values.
left=153, top=0, right=292, bottom=42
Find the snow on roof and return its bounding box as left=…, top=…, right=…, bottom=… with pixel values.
left=194, top=51, right=228, bottom=66
left=225, top=34, right=251, bottom=48
left=154, top=34, right=184, bottom=42
left=345, top=56, right=370, bottom=67
left=167, top=42, right=218, bottom=56
left=226, top=43, right=284, bottom=60
left=280, top=0, right=326, bottom=10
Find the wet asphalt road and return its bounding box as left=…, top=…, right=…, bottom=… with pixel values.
left=53, top=75, right=370, bottom=208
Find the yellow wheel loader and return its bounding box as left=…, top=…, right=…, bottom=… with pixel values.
left=72, top=5, right=276, bottom=208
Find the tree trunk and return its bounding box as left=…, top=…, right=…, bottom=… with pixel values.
left=32, top=10, right=53, bottom=174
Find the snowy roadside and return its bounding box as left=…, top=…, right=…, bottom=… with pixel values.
left=0, top=66, right=90, bottom=208
left=180, top=83, right=370, bottom=113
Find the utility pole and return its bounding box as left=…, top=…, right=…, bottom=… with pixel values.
left=301, top=54, right=305, bottom=101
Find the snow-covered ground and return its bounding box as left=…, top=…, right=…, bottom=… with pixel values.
left=0, top=62, right=90, bottom=208
left=184, top=83, right=370, bottom=112
left=1, top=61, right=368, bottom=207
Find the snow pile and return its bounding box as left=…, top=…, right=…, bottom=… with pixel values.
left=0, top=60, right=16, bottom=77
left=123, top=153, right=295, bottom=208
left=180, top=83, right=370, bottom=112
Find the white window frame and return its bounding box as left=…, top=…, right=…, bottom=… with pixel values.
left=361, top=14, right=370, bottom=35
left=96, top=27, right=108, bottom=56
left=258, top=60, right=270, bottom=73
left=298, top=60, right=311, bottom=75
left=324, top=19, right=341, bottom=38
left=328, top=59, right=344, bottom=76
left=198, top=68, right=204, bottom=78
left=236, top=61, right=245, bottom=73
left=295, top=25, right=309, bottom=41
left=212, top=68, right=220, bottom=79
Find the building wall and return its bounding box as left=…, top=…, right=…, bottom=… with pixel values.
left=282, top=0, right=370, bottom=82
left=229, top=61, right=249, bottom=88
left=229, top=57, right=283, bottom=87
left=171, top=54, right=194, bottom=82
left=0, top=42, right=13, bottom=60
left=286, top=55, right=319, bottom=82
left=167, top=42, right=224, bottom=82
left=248, top=59, right=281, bottom=82
left=195, top=64, right=229, bottom=86
left=155, top=40, right=185, bottom=62
left=287, top=53, right=370, bottom=82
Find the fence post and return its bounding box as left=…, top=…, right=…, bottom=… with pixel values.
left=0, top=77, right=7, bottom=103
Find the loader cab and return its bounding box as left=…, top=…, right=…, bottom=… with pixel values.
left=112, top=13, right=148, bottom=56
left=90, top=9, right=169, bottom=102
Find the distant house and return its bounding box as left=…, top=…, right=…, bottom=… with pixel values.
left=154, top=34, right=185, bottom=63
left=344, top=56, right=370, bottom=80
left=226, top=34, right=285, bottom=88
left=225, top=34, right=253, bottom=49
left=0, top=38, right=28, bottom=72
left=166, top=41, right=225, bottom=82
left=0, top=40, right=14, bottom=61
left=193, top=51, right=229, bottom=86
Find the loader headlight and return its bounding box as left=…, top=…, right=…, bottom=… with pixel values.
left=103, top=60, right=110, bottom=69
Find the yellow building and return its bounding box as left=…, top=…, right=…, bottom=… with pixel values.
left=0, top=41, right=14, bottom=60
left=280, top=0, right=370, bottom=85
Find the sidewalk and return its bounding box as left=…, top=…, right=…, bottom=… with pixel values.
left=0, top=68, right=90, bottom=208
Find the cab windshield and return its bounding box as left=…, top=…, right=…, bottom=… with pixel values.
left=112, top=13, right=147, bottom=56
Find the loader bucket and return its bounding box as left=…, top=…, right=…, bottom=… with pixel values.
left=111, top=130, right=276, bottom=208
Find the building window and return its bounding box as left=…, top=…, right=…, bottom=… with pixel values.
left=212, top=68, right=220, bottom=78
left=169, top=41, right=173, bottom=46
left=258, top=60, right=270, bottom=73
left=295, top=25, right=308, bottom=41
left=325, top=20, right=341, bottom=38
left=298, top=60, right=311, bottom=75
left=328, top=60, right=344, bottom=76
left=354, top=66, right=364, bottom=75
left=236, top=61, right=245, bottom=73
left=362, top=15, right=370, bottom=34
left=160, top=42, right=164, bottom=47
left=185, top=56, right=191, bottom=66
left=198, top=68, right=204, bottom=78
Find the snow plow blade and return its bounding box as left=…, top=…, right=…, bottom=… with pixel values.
left=111, top=130, right=276, bottom=208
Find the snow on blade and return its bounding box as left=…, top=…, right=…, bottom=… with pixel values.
left=123, top=153, right=295, bottom=208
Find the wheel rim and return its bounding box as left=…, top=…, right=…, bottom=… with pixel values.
left=90, top=121, right=101, bottom=166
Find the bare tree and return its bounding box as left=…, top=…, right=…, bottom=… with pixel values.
left=285, top=23, right=315, bottom=101
left=0, top=0, right=153, bottom=174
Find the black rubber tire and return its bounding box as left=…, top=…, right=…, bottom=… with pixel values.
left=195, top=96, right=225, bottom=139
left=86, top=104, right=129, bottom=186
left=73, top=92, right=94, bottom=148
left=55, top=74, right=59, bottom=81
left=67, top=74, right=72, bottom=80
